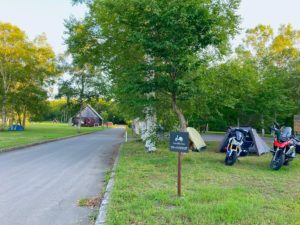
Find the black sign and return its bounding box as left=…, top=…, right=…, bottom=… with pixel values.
left=170, top=132, right=189, bottom=152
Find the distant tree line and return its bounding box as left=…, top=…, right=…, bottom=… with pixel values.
left=188, top=24, right=300, bottom=131
left=2, top=1, right=300, bottom=133
left=0, top=22, right=125, bottom=130
left=36, top=98, right=126, bottom=125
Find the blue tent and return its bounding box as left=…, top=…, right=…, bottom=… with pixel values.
left=8, top=124, right=24, bottom=131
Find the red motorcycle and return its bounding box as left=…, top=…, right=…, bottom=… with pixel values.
left=270, top=122, right=299, bottom=170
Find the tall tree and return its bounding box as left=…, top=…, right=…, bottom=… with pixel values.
left=0, top=23, right=57, bottom=129
left=237, top=24, right=300, bottom=126
left=0, top=23, right=27, bottom=129
left=68, top=0, right=241, bottom=132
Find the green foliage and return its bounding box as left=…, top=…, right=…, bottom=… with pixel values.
left=65, top=0, right=241, bottom=130
left=0, top=22, right=58, bottom=128
left=63, top=15, right=113, bottom=127
left=67, top=2, right=300, bottom=131
left=41, top=98, right=126, bottom=124
left=186, top=24, right=300, bottom=131
left=78, top=198, right=89, bottom=207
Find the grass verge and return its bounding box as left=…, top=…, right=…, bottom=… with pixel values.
left=205, top=131, right=226, bottom=135
left=106, top=140, right=300, bottom=225
left=0, top=122, right=106, bottom=151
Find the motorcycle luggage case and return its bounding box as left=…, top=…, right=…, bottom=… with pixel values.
left=296, top=144, right=300, bottom=154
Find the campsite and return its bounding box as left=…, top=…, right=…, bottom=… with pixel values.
left=104, top=139, right=300, bottom=225
left=1, top=0, right=300, bottom=225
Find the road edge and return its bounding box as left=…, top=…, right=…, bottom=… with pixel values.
left=94, top=144, right=122, bottom=225
left=0, top=129, right=106, bottom=154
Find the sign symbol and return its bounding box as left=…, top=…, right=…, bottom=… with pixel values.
left=170, top=132, right=188, bottom=152
left=175, top=135, right=183, bottom=142
left=170, top=131, right=189, bottom=197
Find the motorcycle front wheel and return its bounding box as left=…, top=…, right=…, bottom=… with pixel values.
left=225, top=151, right=237, bottom=166
left=270, top=154, right=284, bottom=170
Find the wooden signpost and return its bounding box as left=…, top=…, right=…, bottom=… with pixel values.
left=170, top=132, right=189, bottom=196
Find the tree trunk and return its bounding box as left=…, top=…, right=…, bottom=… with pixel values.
left=9, top=107, right=14, bottom=127
left=1, top=95, right=7, bottom=130
left=0, top=65, right=8, bottom=131
left=17, top=112, right=22, bottom=125
left=297, top=84, right=300, bottom=113
left=77, top=75, right=85, bottom=133
left=261, top=115, right=265, bottom=136
left=77, top=101, right=83, bottom=133
left=22, top=110, right=26, bottom=128
left=274, top=112, right=277, bottom=122
left=172, top=92, right=187, bottom=132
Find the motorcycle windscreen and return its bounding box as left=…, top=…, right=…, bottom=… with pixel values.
left=280, top=127, right=292, bottom=140
left=235, top=131, right=244, bottom=141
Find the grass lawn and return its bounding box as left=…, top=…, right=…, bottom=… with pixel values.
left=0, top=122, right=106, bottom=151
left=106, top=140, right=300, bottom=225
left=205, top=131, right=226, bottom=135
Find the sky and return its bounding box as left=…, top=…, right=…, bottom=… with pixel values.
left=0, top=0, right=87, bottom=54
left=0, top=0, right=300, bottom=55
left=238, top=0, right=300, bottom=42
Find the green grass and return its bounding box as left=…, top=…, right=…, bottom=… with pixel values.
left=88, top=211, right=98, bottom=225
left=205, top=131, right=226, bottom=135
left=0, top=122, right=105, bottom=151
left=106, top=141, right=300, bottom=225
left=78, top=198, right=89, bottom=207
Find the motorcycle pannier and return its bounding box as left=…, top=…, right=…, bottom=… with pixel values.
left=296, top=144, right=300, bottom=154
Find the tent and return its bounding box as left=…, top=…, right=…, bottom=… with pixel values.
left=72, top=105, right=103, bottom=127
left=8, top=124, right=24, bottom=131
left=187, top=127, right=206, bottom=151
left=219, top=127, right=270, bottom=155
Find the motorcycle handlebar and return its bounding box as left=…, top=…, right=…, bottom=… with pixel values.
left=270, top=126, right=280, bottom=134
left=274, top=121, right=280, bottom=128
left=291, top=136, right=300, bottom=142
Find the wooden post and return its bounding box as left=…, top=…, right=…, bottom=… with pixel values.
left=177, top=152, right=182, bottom=197
left=170, top=131, right=188, bottom=197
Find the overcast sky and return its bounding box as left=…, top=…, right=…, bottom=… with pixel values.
left=0, top=0, right=300, bottom=55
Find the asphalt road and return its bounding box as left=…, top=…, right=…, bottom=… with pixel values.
left=201, top=134, right=225, bottom=142
left=0, top=128, right=124, bottom=225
